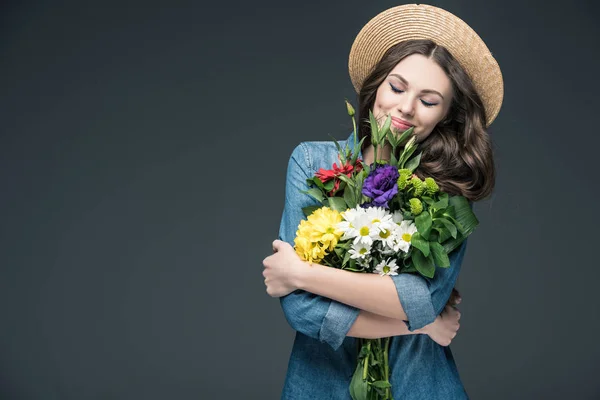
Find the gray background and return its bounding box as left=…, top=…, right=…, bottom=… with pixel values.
left=1, top=0, right=599, bottom=399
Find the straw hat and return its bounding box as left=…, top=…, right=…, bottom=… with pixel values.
left=348, top=4, right=503, bottom=126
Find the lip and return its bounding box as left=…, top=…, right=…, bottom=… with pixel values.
left=391, top=117, right=414, bottom=131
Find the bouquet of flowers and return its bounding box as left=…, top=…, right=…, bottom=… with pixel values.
left=293, top=101, right=479, bottom=400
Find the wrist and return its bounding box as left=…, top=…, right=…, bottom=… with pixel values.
left=292, top=258, right=310, bottom=290
left=414, top=320, right=434, bottom=335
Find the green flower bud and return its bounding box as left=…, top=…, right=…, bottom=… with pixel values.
left=409, top=198, right=423, bottom=215
left=410, top=176, right=424, bottom=197
left=424, top=177, right=439, bottom=195
left=397, top=169, right=411, bottom=190
left=345, top=100, right=355, bottom=117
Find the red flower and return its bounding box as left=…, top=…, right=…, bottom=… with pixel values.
left=315, top=156, right=363, bottom=196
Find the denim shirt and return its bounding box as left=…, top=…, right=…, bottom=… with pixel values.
left=277, top=133, right=470, bottom=400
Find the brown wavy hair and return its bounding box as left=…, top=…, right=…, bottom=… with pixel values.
left=357, top=39, right=495, bottom=202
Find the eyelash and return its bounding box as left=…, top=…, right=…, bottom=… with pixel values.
left=389, top=83, right=438, bottom=107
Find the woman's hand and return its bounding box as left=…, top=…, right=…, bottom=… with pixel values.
left=262, top=240, right=305, bottom=298
left=418, top=304, right=461, bottom=346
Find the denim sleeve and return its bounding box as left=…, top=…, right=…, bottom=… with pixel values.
left=391, top=239, right=469, bottom=331
left=278, top=143, right=360, bottom=351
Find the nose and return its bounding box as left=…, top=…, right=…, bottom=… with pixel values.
left=397, top=95, right=416, bottom=117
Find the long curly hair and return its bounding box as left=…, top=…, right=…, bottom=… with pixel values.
left=357, top=39, right=495, bottom=202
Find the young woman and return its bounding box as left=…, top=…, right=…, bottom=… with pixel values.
left=262, top=4, right=503, bottom=399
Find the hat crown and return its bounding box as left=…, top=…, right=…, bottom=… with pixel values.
left=348, top=4, right=503, bottom=126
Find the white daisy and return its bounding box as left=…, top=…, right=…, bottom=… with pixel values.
left=394, top=220, right=418, bottom=253
left=337, top=206, right=363, bottom=240
left=374, top=258, right=399, bottom=276
left=349, top=242, right=372, bottom=260
left=378, top=224, right=399, bottom=249
left=392, top=210, right=404, bottom=225
left=351, top=211, right=381, bottom=246
left=366, top=207, right=395, bottom=240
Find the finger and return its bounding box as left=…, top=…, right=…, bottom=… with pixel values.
left=262, top=256, right=271, bottom=267
left=449, top=288, right=462, bottom=306
left=443, top=305, right=459, bottom=319
left=272, top=239, right=283, bottom=251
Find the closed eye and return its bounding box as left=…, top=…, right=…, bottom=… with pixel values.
left=389, top=83, right=403, bottom=94
left=389, top=83, right=439, bottom=107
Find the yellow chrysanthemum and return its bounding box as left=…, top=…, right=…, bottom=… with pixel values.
left=294, top=207, right=343, bottom=263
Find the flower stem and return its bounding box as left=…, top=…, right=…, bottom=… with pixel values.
left=362, top=340, right=371, bottom=380
left=352, top=116, right=358, bottom=152
left=384, top=337, right=390, bottom=399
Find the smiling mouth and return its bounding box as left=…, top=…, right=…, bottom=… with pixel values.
left=391, top=118, right=414, bottom=131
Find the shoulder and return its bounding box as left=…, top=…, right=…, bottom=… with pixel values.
left=289, top=138, right=350, bottom=174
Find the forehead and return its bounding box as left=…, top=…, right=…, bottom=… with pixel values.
left=387, top=54, right=452, bottom=95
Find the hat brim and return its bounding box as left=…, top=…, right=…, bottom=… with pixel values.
left=348, top=4, right=504, bottom=126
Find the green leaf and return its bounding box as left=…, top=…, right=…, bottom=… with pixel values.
left=380, top=115, right=392, bottom=143
left=412, top=249, right=435, bottom=278
left=337, top=174, right=356, bottom=188
left=386, top=129, right=399, bottom=148
left=404, top=152, right=422, bottom=172
left=432, top=192, right=449, bottom=210
left=410, top=232, right=430, bottom=257
left=327, top=196, right=347, bottom=212
left=430, top=242, right=450, bottom=268
left=323, top=180, right=335, bottom=191
left=398, top=126, right=415, bottom=145
left=362, top=163, right=371, bottom=175
left=449, top=196, right=479, bottom=236
left=337, top=241, right=351, bottom=249
left=302, top=188, right=325, bottom=203
left=369, top=111, right=380, bottom=144
left=344, top=183, right=357, bottom=209
left=371, top=380, right=392, bottom=389
left=301, top=205, right=320, bottom=217
left=401, top=264, right=418, bottom=274
left=398, top=145, right=415, bottom=168
left=421, top=196, right=435, bottom=206
left=443, top=235, right=466, bottom=254
left=433, top=226, right=452, bottom=243
left=390, top=151, right=398, bottom=167
left=434, top=217, right=457, bottom=239
left=349, top=258, right=357, bottom=270
left=342, top=250, right=351, bottom=267
left=332, top=138, right=344, bottom=160
left=309, top=176, right=325, bottom=190
left=349, top=362, right=368, bottom=400
left=415, top=212, right=432, bottom=240
left=428, top=229, right=439, bottom=243
left=350, top=137, right=366, bottom=165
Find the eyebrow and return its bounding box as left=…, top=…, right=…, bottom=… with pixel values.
left=388, top=73, right=445, bottom=99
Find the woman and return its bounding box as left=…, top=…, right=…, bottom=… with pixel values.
left=262, top=4, right=503, bottom=399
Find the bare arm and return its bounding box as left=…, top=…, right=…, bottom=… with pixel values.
left=348, top=310, right=413, bottom=338
left=294, top=260, right=407, bottom=320
left=348, top=306, right=461, bottom=346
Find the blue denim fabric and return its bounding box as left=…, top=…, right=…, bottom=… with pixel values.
left=277, top=133, right=469, bottom=399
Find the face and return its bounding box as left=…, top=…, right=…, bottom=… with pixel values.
left=372, top=54, right=453, bottom=142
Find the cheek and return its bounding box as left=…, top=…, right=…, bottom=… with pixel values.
left=420, top=108, right=446, bottom=128
left=373, top=89, right=392, bottom=114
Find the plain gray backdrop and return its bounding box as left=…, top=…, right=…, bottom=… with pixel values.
left=1, top=0, right=599, bottom=399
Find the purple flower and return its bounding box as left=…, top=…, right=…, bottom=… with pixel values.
left=361, top=164, right=399, bottom=208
